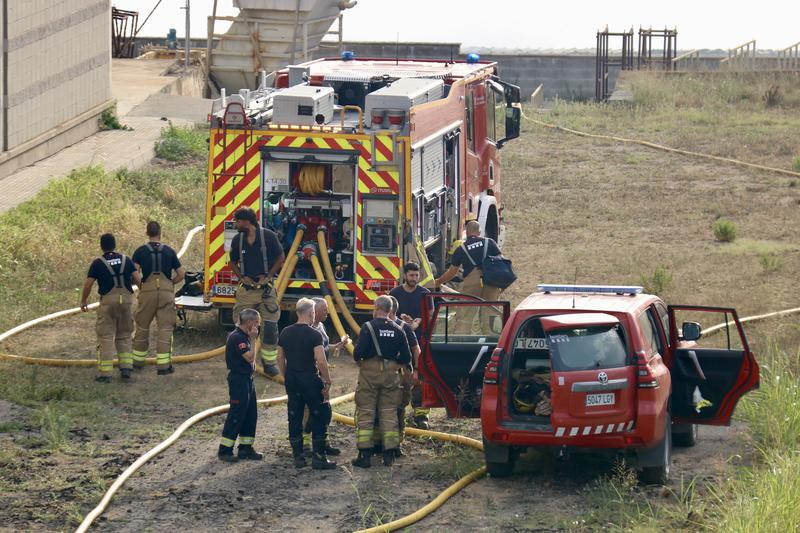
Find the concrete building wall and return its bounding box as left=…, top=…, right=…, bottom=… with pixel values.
left=4, top=0, right=112, bottom=150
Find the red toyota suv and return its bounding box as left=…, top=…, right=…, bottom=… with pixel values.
left=419, top=285, right=759, bottom=483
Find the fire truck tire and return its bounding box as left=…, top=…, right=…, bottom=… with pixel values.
left=671, top=423, right=698, bottom=447
left=482, top=437, right=517, bottom=478
left=638, top=416, right=671, bottom=485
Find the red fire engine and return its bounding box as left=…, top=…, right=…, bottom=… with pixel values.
left=203, top=54, right=521, bottom=325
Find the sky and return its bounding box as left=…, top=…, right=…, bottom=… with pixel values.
left=113, top=0, right=799, bottom=51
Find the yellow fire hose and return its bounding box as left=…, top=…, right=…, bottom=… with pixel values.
left=75, top=391, right=355, bottom=533
left=316, top=229, right=361, bottom=335
left=276, top=253, right=299, bottom=301
left=310, top=254, right=354, bottom=356
left=275, top=226, right=305, bottom=293
left=526, top=114, right=800, bottom=179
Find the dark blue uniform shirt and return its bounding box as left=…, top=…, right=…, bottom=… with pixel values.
left=451, top=236, right=501, bottom=278
left=87, top=253, right=135, bottom=295
left=132, top=242, right=181, bottom=282
left=353, top=317, right=411, bottom=365
left=229, top=227, right=283, bottom=279
left=226, top=327, right=255, bottom=376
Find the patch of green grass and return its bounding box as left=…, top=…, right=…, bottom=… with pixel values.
left=640, top=265, right=672, bottom=295
left=758, top=253, right=782, bottom=273
left=720, top=239, right=798, bottom=256
left=33, top=404, right=71, bottom=451
left=712, top=219, right=737, bottom=242
left=154, top=123, right=208, bottom=161
left=423, top=441, right=483, bottom=480
left=99, top=104, right=132, bottom=131
left=792, top=155, right=800, bottom=172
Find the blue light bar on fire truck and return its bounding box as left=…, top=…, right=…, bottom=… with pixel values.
left=537, top=284, right=643, bottom=295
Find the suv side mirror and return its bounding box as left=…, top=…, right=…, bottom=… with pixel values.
left=681, top=321, right=702, bottom=341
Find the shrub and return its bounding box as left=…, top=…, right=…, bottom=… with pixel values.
left=154, top=123, right=207, bottom=161
left=712, top=219, right=737, bottom=242
left=763, top=85, right=783, bottom=108
left=33, top=405, right=71, bottom=451
left=759, top=253, right=782, bottom=273
left=640, top=265, right=673, bottom=295
left=792, top=155, right=800, bottom=172
left=99, top=105, right=131, bottom=131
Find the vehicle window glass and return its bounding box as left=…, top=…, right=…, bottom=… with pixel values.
left=548, top=325, right=628, bottom=371
left=430, top=300, right=503, bottom=344
left=485, top=84, right=496, bottom=142
left=646, top=308, right=665, bottom=354
left=465, top=92, right=475, bottom=152
left=637, top=311, right=660, bottom=355
left=494, top=88, right=506, bottom=141
left=654, top=302, right=670, bottom=348
left=671, top=309, right=745, bottom=350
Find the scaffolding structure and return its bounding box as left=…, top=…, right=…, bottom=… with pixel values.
left=638, top=27, right=677, bottom=70
left=111, top=8, right=138, bottom=58
left=595, top=27, right=634, bottom=102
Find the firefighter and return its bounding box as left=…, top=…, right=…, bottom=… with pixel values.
left=277, top=298, right=337, bottom=470
left=80, top=233, right=141, bottom=382
left=218, top=308, right=263, bottom=462
left=300, top=297, right=350, bottom=455
left=351, top=295, right=412, bottom=468
left=389, top=262, right=432, bottom=429
left=228, top=208, right=285, bottom=376
left=131, top=221, right=185, bottom=374
left=372, top=295, right=420, bottom=457
left=434, top=220, right=502, bottom=333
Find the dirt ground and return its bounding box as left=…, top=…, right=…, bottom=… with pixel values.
left=2, top=110, right=797, bottom=531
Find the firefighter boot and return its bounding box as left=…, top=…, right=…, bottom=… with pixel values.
left=311, top=438, right=336, bottom=470
left=157, top=365, right=175, bottom=376
left=383, top=449, right=396, bottom=467
left=351, top=449, right=372, bottom=469
left=290, top=437, right=306, bottom=468
left=237, top=445, right=263, bottom=461
left=324, top=442, right=341, bottom=456
left=218, top=445, right=238, bottom=463
left=412, top=412, right=430, bottom=430
left=120, top=368, right=132, bottom=380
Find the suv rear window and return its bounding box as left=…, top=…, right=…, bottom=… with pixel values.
left=548, top=325, right=628, bottom=371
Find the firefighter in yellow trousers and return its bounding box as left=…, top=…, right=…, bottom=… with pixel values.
left=81, top=233, right=141, bottom=382
left=351, top=295, right=412, bottom=468
left=132, top=221, right=186, bottom=374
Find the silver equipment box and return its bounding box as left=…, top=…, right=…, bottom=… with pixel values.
left=365, top=78, right=444, bottom=115
left=272, top=85, right=335, bottom=125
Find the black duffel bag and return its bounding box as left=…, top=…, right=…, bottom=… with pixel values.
left=460, top=238, right=517, bottom=290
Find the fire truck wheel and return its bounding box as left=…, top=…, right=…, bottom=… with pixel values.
left=638, top=416, right=671, bottom=485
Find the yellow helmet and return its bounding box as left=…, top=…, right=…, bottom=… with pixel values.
left=513, top=384, right=538, bottom=413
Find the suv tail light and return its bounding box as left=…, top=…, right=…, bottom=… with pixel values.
left=484, top=348, right=504, bottom=384
left=636, top=350, right=659, bottom=388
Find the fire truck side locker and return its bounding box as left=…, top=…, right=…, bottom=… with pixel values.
left=365, top=79, right=444, bottom=129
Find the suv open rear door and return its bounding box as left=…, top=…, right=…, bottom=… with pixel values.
left=419, top=293, right=510, bottom=417
left=668, top=305, right=759, bottom=426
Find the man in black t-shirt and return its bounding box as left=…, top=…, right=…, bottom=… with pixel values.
left=389, top=262, right=432, bottom=429
left=218, top=308, right=263, bottom=462
left=131, top=221, right=185, bottom=375
left=277, top=298, right=337, bottom=470
left=434, top=220, right=503, bottom=333
left=80, top=233, right=141, bottom=383
left=229, top=208, right=285, bottom=376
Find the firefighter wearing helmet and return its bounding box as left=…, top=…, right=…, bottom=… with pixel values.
left=228, top=208, right=286, bottom=377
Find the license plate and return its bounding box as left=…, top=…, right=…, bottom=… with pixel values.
left=214, top=284, right=237, bottom=296
left=585, top=393, right=615, bottom=407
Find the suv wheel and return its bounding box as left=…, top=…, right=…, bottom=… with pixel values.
left=485, top=457, right=516, bottom=478
left=672, top=423, right=698, bottom=447
left=483, top=440, right=518, bottom=478
left=638, top=416, right=671, bottom=485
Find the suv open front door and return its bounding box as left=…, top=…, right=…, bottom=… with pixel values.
left=668, top=305, right=759, bottom=426
left=419, top=293, right=510, bottom=417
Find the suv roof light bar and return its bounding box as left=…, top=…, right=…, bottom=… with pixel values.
left=537, top=284, right=643, bottom=295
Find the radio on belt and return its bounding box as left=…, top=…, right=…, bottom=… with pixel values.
left=363, top=198, right=396, bottom=254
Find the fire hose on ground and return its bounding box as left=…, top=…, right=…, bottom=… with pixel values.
left=1, top=223, right=799, bottom=530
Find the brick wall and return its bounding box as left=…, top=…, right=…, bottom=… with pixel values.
left=3, top=0, right=111, bottom=150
